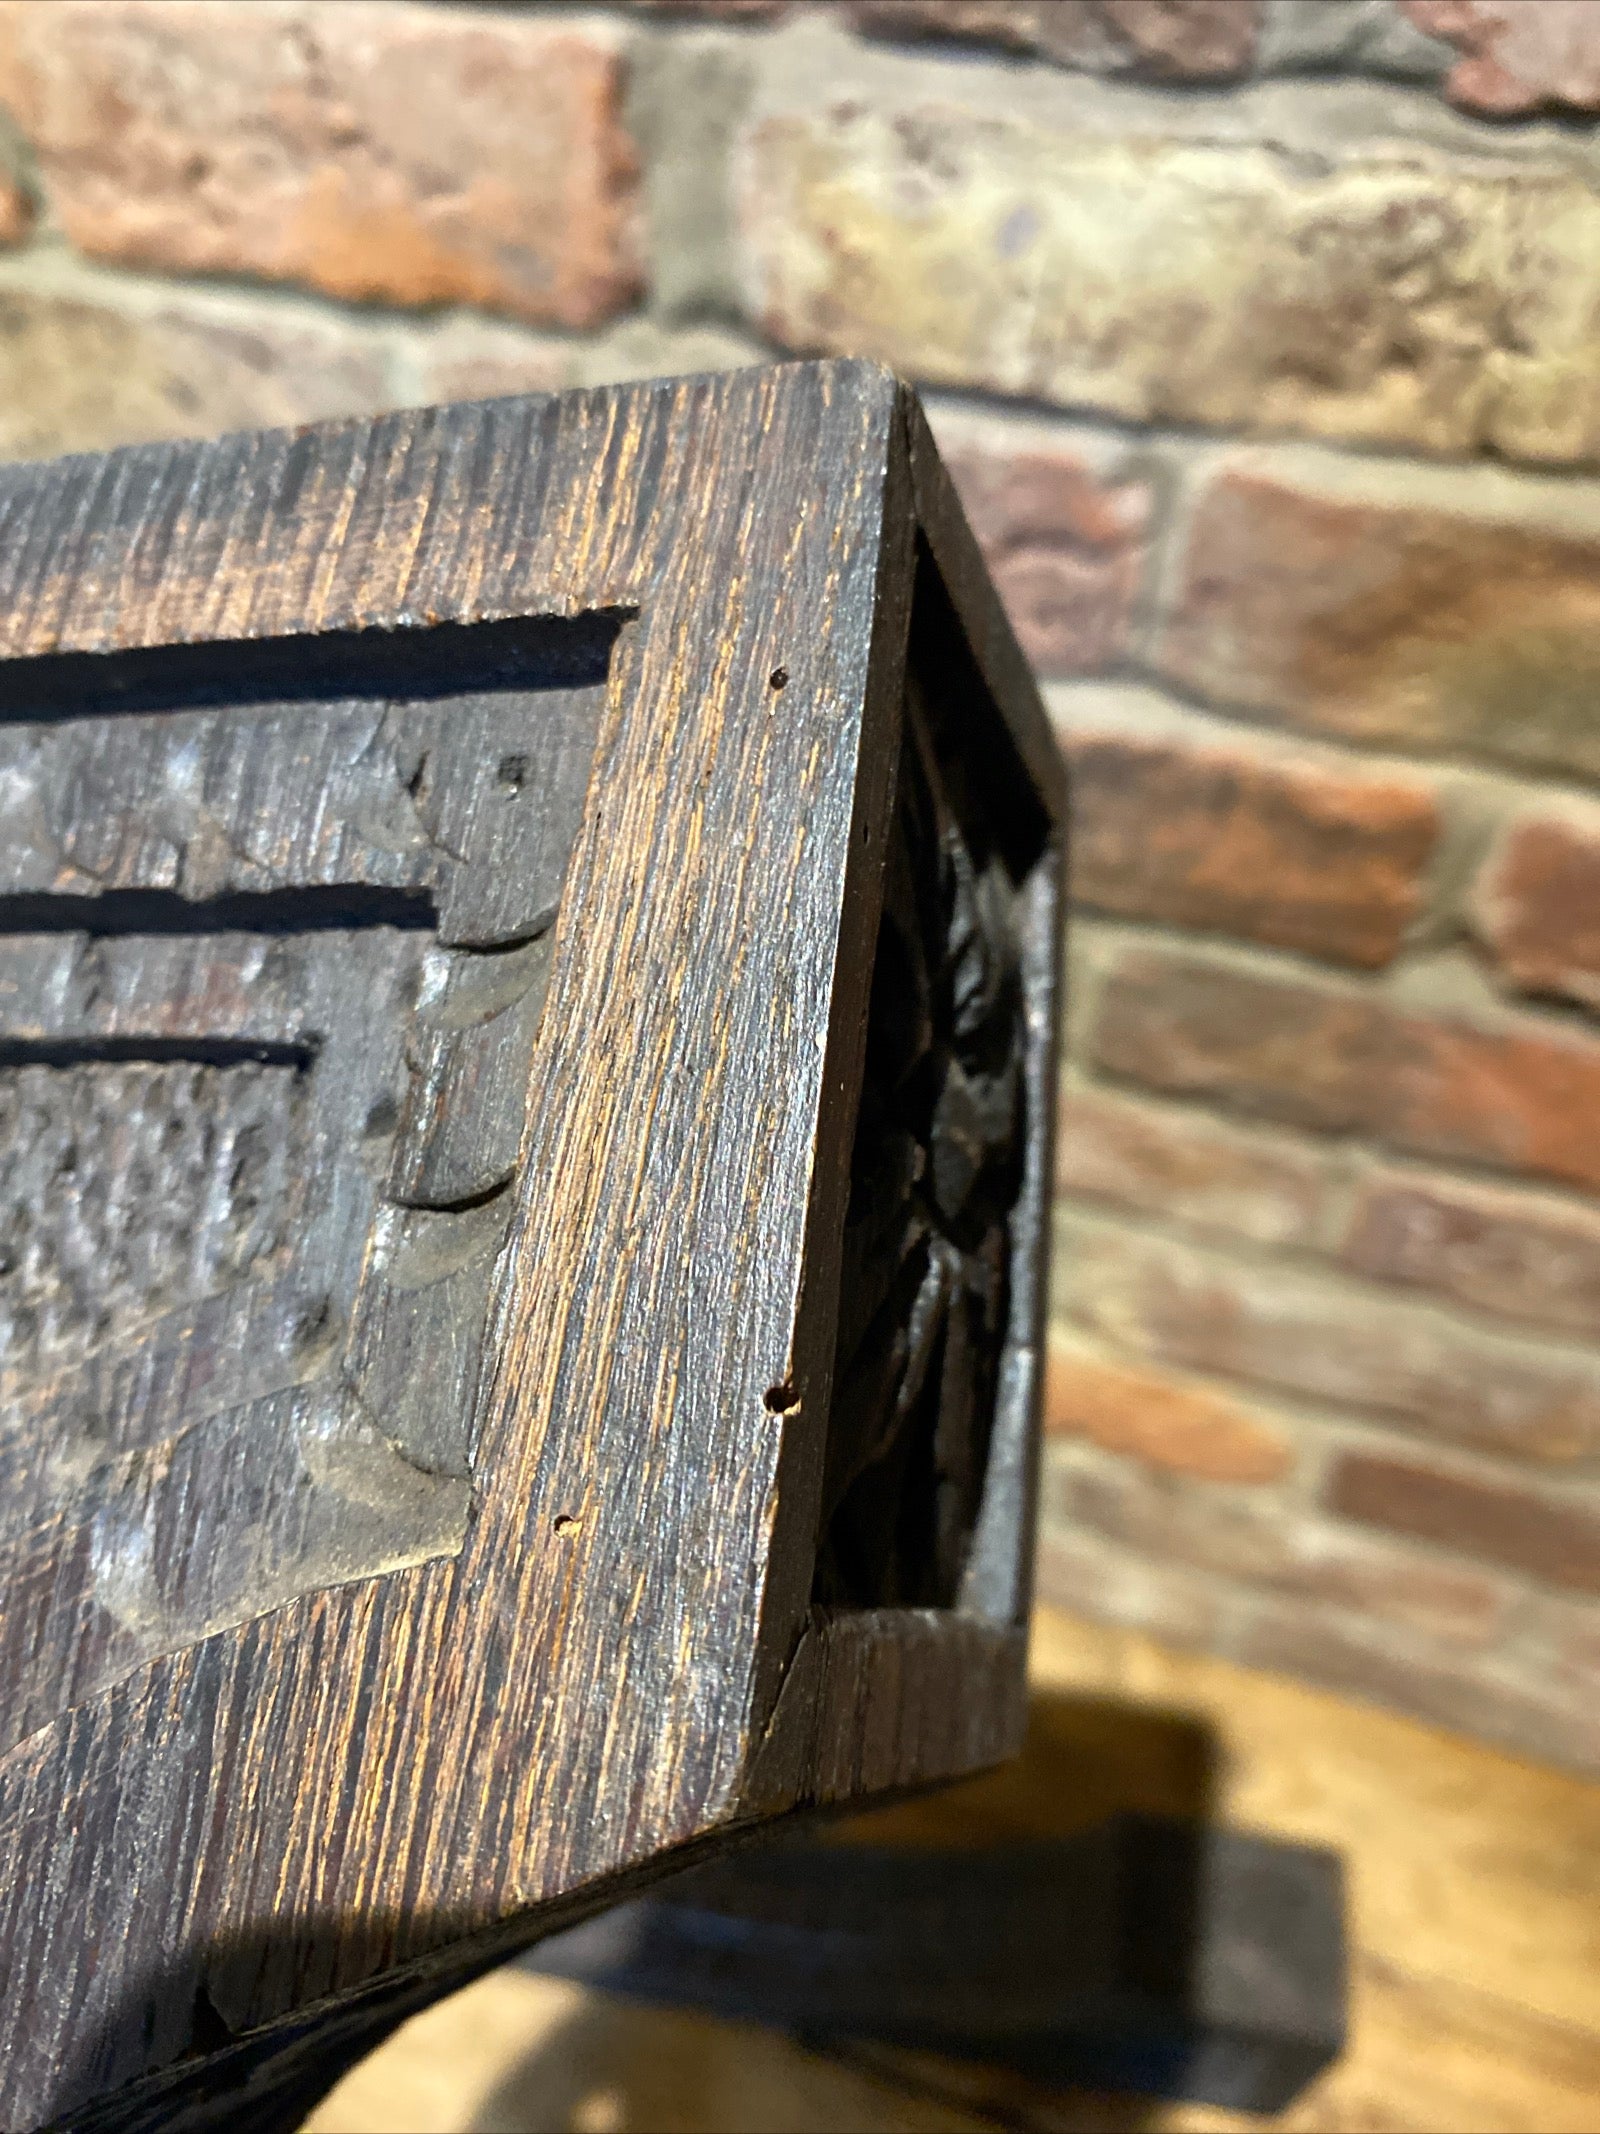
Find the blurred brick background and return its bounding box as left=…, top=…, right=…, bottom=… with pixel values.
left=2, top=0, right=1599, bottom=1773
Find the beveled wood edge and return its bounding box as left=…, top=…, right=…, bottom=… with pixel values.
left=736, top=384, right=1068, bottom=1803
left=902, top=378, right=1067, bottom=1631
left=744, top=381, right=919, bottom=1733
left=0, top=358, right=891, bottom=658
left=739, top=1612, right=1028, bottom=1819
left=900, top=389, right=1068, bottom=829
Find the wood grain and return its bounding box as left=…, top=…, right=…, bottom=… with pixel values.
left=0, top=363, right=1067, bottom=2130
left=0, top=631, right=603, bottom=1763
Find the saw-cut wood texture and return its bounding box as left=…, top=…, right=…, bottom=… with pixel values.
left=0, top=361, right=1066, bottom=2133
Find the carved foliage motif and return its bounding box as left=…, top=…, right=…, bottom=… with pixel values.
left=815, top=666, right=1027, bottom=1610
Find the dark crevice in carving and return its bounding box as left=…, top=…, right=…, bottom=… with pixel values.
left=184, top=1981, right=236, bottom=2059
left=906, top=534, right=1050, bottom=885
left=438, top=922, right=556, bottom=958
left=0, top=610, right=631, bottom=723
left=0, top=1037, right=315, bottom=1071
left=386, top=1172, right=514, bottom=1218
left=0, top=885, right=438, bottom=937
left=813, top=658, right=1028, bottom=1612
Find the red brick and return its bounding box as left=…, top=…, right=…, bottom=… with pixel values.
left=1403, top=0, right=1600, bottom=114
left=1041, top=1459, right=1600, bottom=1768
left=848, top=0, right=1262, bottom=76
left=1033, top=1521, right=1228, bottom=1648
left=1092, top=944, right=1600, bottom=1194
left=848, top=0, right=1053, bottom=52
left=0, top=172, right=28, bottom=247
left=1343, top=1167, right=1600, bottom=1343
left=1063, top=1216, right=1600, bottom=1462
left=1154, top=466, right=1600, bottom=782
left=1105, top=0, right=1262, bottom=72
left=1327, top=1451, right=1600, bottom=1598
left=1056, top=1081, right=1326, bottom=1247
left=1049, top=1448, right=1505, bottom=1645
left=0, top=1, right=642, bottom=329
left=1096, top=0, right=1261, bottom=73
left=1044, top=1332, right=1292, bottom=1482
left=1230, top=1595, right=1600, bottom=1772
left=1472, top=805, right=1600, bottom=1013
left=1061, top=719, right=1437, bottom=964
left=934, top=428, right=1149, bottom=677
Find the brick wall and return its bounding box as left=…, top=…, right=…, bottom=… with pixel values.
left=1, top=0, right=1599, bottom=1771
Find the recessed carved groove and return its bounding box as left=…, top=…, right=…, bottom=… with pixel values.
left=0, top=1035, right=314, bottom=1070
left=0, top=885, right=437, bottom=936
left=392, top=1174, right=514, bottom=1218
left=0, top=609, right=629, bottom=722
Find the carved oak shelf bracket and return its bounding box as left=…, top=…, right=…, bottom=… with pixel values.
left=0, top=365, right=1066, bottom=2134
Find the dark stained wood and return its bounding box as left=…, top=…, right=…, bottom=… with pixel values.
left=0, top=362, right=1067, bottom=2132
left=815, top=662, right=1032, bottom=1610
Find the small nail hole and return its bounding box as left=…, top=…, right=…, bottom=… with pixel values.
left=363, top=1094, right=400, bottom=1138
left=768, top=666, right=789, bottom=691
left=764, top=1381, right=799, bottom=1414
left=552, top=1512, right=580, bottom=1535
